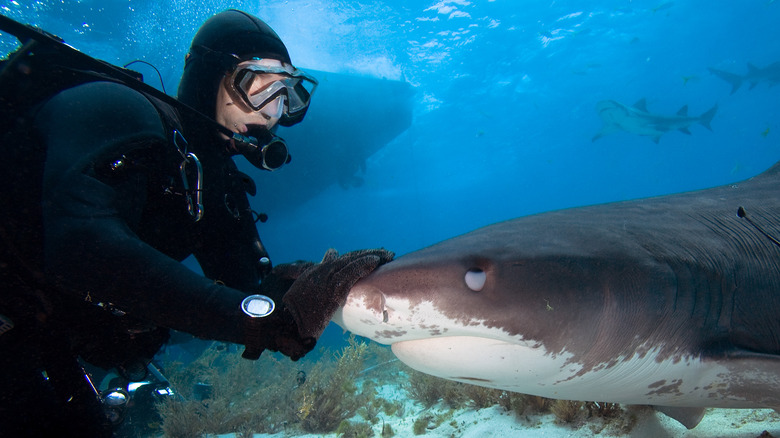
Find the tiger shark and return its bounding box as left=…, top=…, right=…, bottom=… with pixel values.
left=709, top=62, right=780, bottom=94
left=592, top=98, right=717, bottom=144
left=334, top=162, right=780, bottom=429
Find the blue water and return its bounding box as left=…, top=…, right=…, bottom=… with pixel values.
left=4, top=0, right=780, bottom=350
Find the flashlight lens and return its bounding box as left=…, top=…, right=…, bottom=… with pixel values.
left=263, top=139, right=288, bottom=170
left=103, top=390, right=128, bottom=407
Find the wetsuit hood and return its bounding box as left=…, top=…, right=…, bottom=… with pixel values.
left=177, top=9, right=291, bottom=119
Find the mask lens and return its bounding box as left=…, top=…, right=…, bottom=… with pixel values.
left=233, top=69, right=286, bottom=112
left=285, top=78, right=314, bottom=114
left=259, top=94, right=285, bottom=121
left=231, top=61, right=318, bottom=127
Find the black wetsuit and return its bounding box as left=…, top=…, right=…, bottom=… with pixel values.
left=0, top=80, right=269, bottom=436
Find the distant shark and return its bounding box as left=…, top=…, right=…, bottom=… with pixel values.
left=709, top=62, right=780, bottom=94
left=335, top=163, right=780, bottom=429
left=592, top=98, right=717, bottom=144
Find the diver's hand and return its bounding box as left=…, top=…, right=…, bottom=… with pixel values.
left=256, top=260, right=315, bottom=302
left=282, top=248, right=394, bottom=340
left=241, top=261, right=316, bottom=360
left=241, top=306, right=315, bottom=361
left=241, top=249, right=393, bottom=361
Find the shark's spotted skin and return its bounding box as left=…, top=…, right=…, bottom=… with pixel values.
left=334, top=162, right=780, bottom=429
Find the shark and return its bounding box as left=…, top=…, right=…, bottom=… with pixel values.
left=592, top=98, right=717, bottom=144
left=334, top=162, right=780, bottom=429
left=709, top=62, right=780, bottom=94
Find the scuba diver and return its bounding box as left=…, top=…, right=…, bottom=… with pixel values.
left=0, top=9, right=392, bottom=437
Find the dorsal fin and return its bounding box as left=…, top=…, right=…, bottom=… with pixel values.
left=632, top=98, right=648, bottom=112
left=677, top=105, right=688, bottom=116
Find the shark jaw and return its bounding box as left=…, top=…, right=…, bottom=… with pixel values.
left=333, top=286, right=736, bottom=409
left=389, top=335, right=745, bottom=409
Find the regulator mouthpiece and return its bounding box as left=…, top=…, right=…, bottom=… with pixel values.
left=233, top=129, right=291, bottom=171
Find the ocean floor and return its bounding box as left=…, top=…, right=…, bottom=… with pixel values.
left=210, top=401, right=779, bottom=438
left=207, top=404, right=780, bottom=438
left=154, top=339, right=780, bottom=438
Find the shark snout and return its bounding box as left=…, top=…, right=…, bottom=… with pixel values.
left=333, top=278, right=390, bottom=337
left=353, top=282, right=388, bottom=323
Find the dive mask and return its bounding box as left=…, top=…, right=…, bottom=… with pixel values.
left=230, top=59, right=318, bottom=127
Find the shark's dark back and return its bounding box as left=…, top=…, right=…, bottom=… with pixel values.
left=390, top=161, right=780, bottom=360
left=525, top=162, right=780, bottom=356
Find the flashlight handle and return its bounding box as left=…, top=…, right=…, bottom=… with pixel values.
left=146, top=361, right=170, bottom=386
left=232, top=133, right=267, bottom=170
left=232, top=132, right=259, bottom=149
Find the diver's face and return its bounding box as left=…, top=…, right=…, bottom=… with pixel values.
left=215, top=60, right=286, bottom=137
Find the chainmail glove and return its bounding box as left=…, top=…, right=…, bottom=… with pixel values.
left=241, top=307, right=315, bottom=361
left=241, top=261, right=315, bottom=361
left=283, top=248, right=394, bottom=340
left=241, top=249, right=393, bottom=360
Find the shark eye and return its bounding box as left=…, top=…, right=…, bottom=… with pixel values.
left=465, top=268, right=486, bottom=291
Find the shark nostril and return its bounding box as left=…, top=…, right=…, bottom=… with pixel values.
left=465, top=268, right=486, bottom=291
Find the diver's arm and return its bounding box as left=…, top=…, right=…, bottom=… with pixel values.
left=36, top=82, right=246, bottom=342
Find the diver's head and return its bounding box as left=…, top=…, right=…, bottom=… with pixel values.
left=178, top=9, right=316, bottom=130
left=215, top=57, right=316, bottom=136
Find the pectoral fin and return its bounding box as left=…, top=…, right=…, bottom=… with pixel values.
left=654, top=406, right=706, bottom=429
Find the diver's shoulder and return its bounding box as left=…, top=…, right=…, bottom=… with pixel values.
left=39, top=80, right=166, bottom=137
left=47, top=80, right=158, bottom=115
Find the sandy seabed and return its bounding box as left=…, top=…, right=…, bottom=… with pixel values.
left=209, top=381, right=780, bottom=438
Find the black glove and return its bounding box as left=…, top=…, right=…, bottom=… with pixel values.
left=241, top=305, right=315, bottom=361
left=241, top=248, right=394, bottom=361
left=241, top=261, right=314, bottom=361
left=256, top=260, right=314, bottom=303
left=283, top=248, right=394, bottom=339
